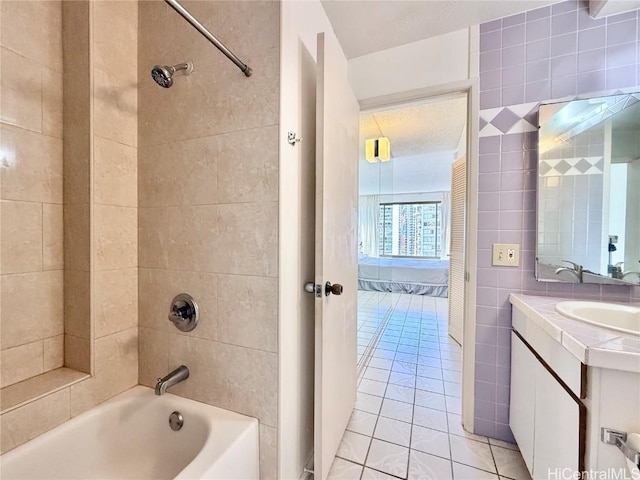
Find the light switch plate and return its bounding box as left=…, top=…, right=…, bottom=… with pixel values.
left=492, top=243, right=520, bottom=267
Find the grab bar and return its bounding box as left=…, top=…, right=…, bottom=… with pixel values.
left=602, top=428, right=640, bottom=470
left=164, top=0, right=252, bottom=77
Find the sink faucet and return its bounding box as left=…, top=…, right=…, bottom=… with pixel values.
left=555, top=260, right=583, bottom=283
left=155, top=365, right=189, bottom=395
left=621, top=271, right=640, bottom=282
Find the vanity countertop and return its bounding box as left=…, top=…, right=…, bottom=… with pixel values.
left=510, top=293, right=640, bottom=373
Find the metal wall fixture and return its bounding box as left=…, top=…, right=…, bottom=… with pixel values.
left=287, top=132, right=302, bottom=146
left=164, top=0, right=252, bottom=77
left=169, top=411, right=184, bottom=431
left=168, top=293, right=199, bottom=332
left=602, top=427, right=640, bottom=470
left=304, top=281, right=344, bottom=298
left=151, top=62, right=193, bottom=88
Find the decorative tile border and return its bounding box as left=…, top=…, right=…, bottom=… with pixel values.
left=539, top=156, right=604, bottom=176
left=479, top=102, right=538, bottom=137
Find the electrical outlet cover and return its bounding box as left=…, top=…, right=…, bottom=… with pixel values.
left=492, top=243, right=520, bottom=267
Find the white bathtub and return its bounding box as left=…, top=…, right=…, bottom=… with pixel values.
left=0, top=386, right=259, bottom=479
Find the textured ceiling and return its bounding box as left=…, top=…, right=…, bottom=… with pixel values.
left=360, top=96, right=467, bottom=158
left=321, top=0, right=555, bottom=58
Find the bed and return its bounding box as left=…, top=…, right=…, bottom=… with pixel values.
left=358, top=255, right=449, bottom=297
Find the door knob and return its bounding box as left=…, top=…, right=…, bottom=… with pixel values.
left=325, top=282, right=343, bottom=296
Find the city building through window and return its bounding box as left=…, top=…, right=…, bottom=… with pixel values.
left=377, top=202, right=441, bottom=258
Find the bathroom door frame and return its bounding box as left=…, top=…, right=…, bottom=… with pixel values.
left=358, top=77, right=480, bottom=433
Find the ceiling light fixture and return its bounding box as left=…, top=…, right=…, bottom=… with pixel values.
left=365, top=137, right=391, bottom=163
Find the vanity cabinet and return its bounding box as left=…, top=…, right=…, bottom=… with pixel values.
left=510, top=295, right=640, bottom=478
left=510, top=309, right=586, bottom=479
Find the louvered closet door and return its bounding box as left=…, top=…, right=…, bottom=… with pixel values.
left=448, top=156, right=466, bottom=345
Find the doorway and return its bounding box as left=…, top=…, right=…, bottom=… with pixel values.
left=331, top=92, right=473, bottom=478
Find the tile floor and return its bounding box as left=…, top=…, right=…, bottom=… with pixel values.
left=357, top=291, right=396, bottom=365
left=329, top=292, right=531, bottom=480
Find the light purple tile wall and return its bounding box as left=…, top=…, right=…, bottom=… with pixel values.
left=476, top=0, right=640, bottom=441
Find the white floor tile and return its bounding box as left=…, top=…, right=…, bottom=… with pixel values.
left=420, top=348, right=441, bottom=359
left=413, top=405, right=449, bottom=432
left=373, top=348, right=396, bottom=361
left=364, top=367, right=392, bottom=383
left=488, top=438, right=519, bottom=451
left=397, top=344, right=419, bottom=355
left=395, top=352, right=418, bottom=364
left=449, top=435, right=497, bottom=474
left=447, top=413, right=489, bottom=443
left=347, top=292, right=529, bottom=480
left=328, top=457, right=364, bottom=480
left=417, top=356, right=442, bottom=369
left=361, top=467, right=398, bottom=480
left=336, top=430, right=371, bottom=465
left=380, top=398, right=413, bottom=423
left=365, top=439, right=409, bottom=478
left=408, top=449, right=453, bottom=480
left=347, top=409, right=378, bottom=437
left=452, top=462, right=499, bottom=480
left=441, top=359, right=462, bottom=372
left=445, top=395, right=462, bottom=414
left=388, top=371, right=416, bottom=388
left=358, top=378, right=387, bottom=397
left=417, top=366, right=443, bottom=380
left=491, top=445, right=531, bottom=480
left=374, top=416, right=412, bottom=448
left=356, top=392, right=383, bottom=415
left=441, top=350, right=462, bottom=362
left=442, top=369, right=462, bottom=384
left=398, top=337, right=419, bottom=347
left=414, top=390, right=447, bottom=411
left=385, top=384, right=415, bottom=404
left=416, top=376, right=445, bottom=394
left=368, top=357, right=393, bottom=371
left=411, top=425, right=451, bottom=459
left=444, top=381, right=462, bottom=398
left=392, top=361, right=417, bottom=375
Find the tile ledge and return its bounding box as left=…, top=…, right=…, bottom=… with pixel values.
left=1, top=368, right=89, bottom=414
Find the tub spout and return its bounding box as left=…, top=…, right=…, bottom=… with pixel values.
left=155, top=365, right=189, bottom=395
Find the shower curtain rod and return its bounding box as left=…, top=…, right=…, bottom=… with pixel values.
left=164, top=0, right=253, bottom=77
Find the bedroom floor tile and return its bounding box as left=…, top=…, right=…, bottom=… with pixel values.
left=334, top=293, right=528, bottom=480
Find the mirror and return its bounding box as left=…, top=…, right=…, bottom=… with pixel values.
left=536, top=92, right=640, bottom=285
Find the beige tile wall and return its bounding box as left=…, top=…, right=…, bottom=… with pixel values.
left=68, top=0, right=139, bottom=414
left=63, top=0, right=91, bottom=373
left=0, top=0, right=65, bottom=388
left=138, top=1, right=280, bottom=478
left=0, top=0, right=139, bottom=454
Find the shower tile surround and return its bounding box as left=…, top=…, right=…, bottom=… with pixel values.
left=1, top=0, right=64, bottom=389
left=137, top=1, right=280, bottom=478
left=477, top=0, right=640, bottom=441
left=1, top=0, right=138, bottom=454
left=0, top=0, right=279, bottom=474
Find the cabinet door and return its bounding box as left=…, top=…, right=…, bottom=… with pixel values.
left=510, top=332, right=535, bottom=473
left=533, top=363, right=582, bottom=479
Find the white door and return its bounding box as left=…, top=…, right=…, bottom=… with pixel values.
left=313, top=32, right=360, bottom=480
left=448, top=156, right=466, bottom=345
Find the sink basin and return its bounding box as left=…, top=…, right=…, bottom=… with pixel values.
left=555, top=301, right=640, bottom=336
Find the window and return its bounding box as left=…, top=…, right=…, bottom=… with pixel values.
left=378, top=202, right=441, bottom=258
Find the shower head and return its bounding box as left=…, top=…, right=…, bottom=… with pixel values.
left=151, top=62, right=193, bottom=88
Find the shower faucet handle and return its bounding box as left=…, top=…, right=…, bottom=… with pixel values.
left=168, top=293, right=199, bottom=332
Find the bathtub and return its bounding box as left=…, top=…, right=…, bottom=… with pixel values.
left=0, top=386, right=259, bottom=479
